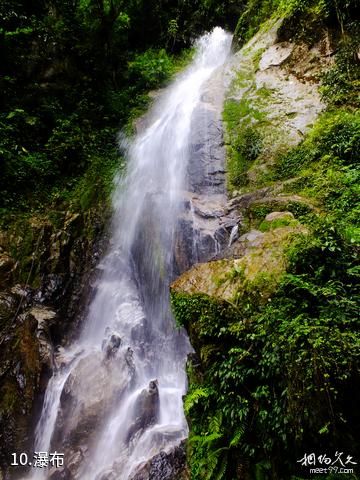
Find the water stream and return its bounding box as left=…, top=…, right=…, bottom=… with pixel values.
left=29, top=27, right=232, bottom=480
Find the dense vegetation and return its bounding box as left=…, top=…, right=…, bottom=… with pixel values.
left=0, top=0, right=248, bottom=292
left=172, top=0, right=360, bottom=479
left=0, top=0, right=243, bottom=221
left=1, top=0, right=359, bottom=479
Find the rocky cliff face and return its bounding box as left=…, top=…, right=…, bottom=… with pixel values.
left=171, top=13, right=328, bottom=344
left=170, top=13, right=359, bottom=480
left=0, top=207, right=108, bottom=477
left=172, top=14, right=330, bottom=302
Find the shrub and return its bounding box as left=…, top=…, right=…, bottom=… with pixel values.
left=234, top=127, right=263, bottom=161
left=128, top=49, right=174, bottom=89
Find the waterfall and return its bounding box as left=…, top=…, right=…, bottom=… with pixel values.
left=30, top=27, right=232, bottom=480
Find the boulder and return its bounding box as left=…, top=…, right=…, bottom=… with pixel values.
left=265, top=211, right=294, bottom=222
left=102, top=331, right=122, bottom=359
left=130, top=441, right=188, bottom=480
left=51, top=349, right=134, bottom=454
left=259, top=42, right=294, bottom=70
left=171, top=222, right=307, bottom=303
left=126, top=380, right=160, bottom=444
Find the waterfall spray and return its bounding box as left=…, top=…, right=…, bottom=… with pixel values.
left=30, top=27, right=232, bottom=480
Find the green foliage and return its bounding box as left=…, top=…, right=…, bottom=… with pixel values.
left=274, top=110, right=359, bottom=176
left=128, top=49, right=174, bottom=90
left=259, top=217, right=297, bottom=231
left=176, top=218, right=359, bottom=478
left=233, top=0, right=280, bottom=46
left=185, top=387, right=212, bottom=415
left=234, top=127, right=263, bottom=162
left=233, top=0, right=360, bottom=49
left=270, top=109, right=360, bottom=245
left=321, top=27, right=360, bottom=107
left=0, top=0, right=205, bottom=216
left=224, top=99, right=266, bottom=189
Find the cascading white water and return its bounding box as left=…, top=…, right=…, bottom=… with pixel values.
left=29, top=27, right=232, bottom=480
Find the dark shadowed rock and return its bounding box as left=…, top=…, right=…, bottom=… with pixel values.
left=0, top=252, right=15, bottom=288
left=102, top=332, right=122, bottom=359
left=48, top=467, right=71, bottom=480
left=0, top=311, right=39, bottom=477
left=130, top=441, right=188, bottom=480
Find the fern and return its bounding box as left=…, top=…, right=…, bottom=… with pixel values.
left=205, top=452, right=218, bottom=479
left=215, top=451, right=228, bottom=480
left=229, top=425, right=245, bottom=447
left=190, top=432, right=223, bottom=447
left=184, top=387, right=211, bottom=414
left=205, top=447, right=228, bottom=480
left=200, top=344, right=218, bottom=365
left=209, top=411, right=223, bottom=434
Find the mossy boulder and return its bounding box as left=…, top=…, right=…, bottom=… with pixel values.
left=171, top=221, right=306, bottom=304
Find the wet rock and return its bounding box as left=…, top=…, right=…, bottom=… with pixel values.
left=52, top=350, right=133, bottom=454
left=97, top=471, right=116, bottom=480
left=48, top=467, right=71, bottom=480
left=187, top=73, right=226, bottom=196
left=102, top=332, right=122, bottom=359
left=126, top=380, right=160, bottom=444
left=11, top=284, right=33, bottom=303
left=67, top=448, right=85, bottom=476
left=0, top=290, right=18, bottom=325
left=37, top=273, right=66, bottom=302
left=29, top=306, right=56, bottom=370
left=130, top=441, right=188, bottom=480
left=174, top=217, right=197, bottom=274
left=174, top=191, right=241, bottom=275
left=125, top=347, right=136, bottom=377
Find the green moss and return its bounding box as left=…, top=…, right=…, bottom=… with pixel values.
left=224, top=98, right=268, bottom=190
left=259, top=217, right=298, bottom=231
left=230, top=67, right=254, bottom=91
left=267, top=110, right=360, bottom=237
left=256, top=85, right=276, bottom=99
left=0, top=381, right=18, bottom=413
left=249, top=204, right=275, bottom=221
left=252, top=47, right=267, bottom=70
